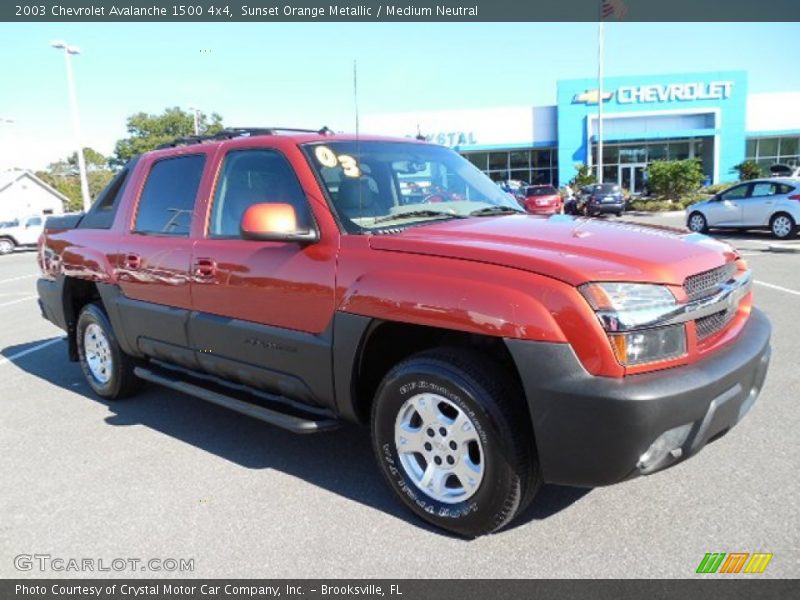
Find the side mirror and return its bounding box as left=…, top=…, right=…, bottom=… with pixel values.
left=240, top=203, right=318, bottom=244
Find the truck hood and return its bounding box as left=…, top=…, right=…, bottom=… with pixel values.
left=368, top=214, right=738, bottom=286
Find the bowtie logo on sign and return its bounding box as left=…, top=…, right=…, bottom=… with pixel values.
left=573, top=81, right=734, bottom=105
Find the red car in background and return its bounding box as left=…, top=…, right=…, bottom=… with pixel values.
left=519, top=185, right=563, bottom=215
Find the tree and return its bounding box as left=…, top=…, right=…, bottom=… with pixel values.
left=37, top=147, right=114, bottom=212
left=646, top=159, right=705, bottom=202
left=112, top=107, right=224, bottom=166
left=569, top=163, right=597, bottom=189
left=732, top=160, right=762, bottom=181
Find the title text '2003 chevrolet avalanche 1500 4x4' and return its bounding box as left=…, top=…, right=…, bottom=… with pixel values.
left=37, top=128, right=771, bottom=537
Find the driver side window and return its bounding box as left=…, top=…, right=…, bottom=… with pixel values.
left=720, top=184, right=750, bottom=201
left=209, top=149, right=311, bottom=238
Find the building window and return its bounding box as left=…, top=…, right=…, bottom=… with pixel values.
left=461, top=148, right=559, bottom=186
left=746, top=136, right=800, bottom=168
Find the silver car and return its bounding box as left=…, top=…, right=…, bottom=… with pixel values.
left=686, top=178, right=800, bottom=240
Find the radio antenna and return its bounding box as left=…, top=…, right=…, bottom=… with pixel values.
left=353, top=59, right=360, bottom=138
left=353, top=58, right=363, bottom=216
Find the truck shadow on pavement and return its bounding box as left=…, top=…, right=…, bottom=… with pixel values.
left=3, top=337, right=591, bottom=537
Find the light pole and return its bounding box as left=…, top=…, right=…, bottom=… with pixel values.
left=51, top=40, right=91, bottom=212
left=189, top=106, right=201, bottom=135
left=0, top=118, right=15, bottom=171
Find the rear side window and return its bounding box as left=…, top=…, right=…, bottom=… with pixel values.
left=135, top=155, right=206, bottom=236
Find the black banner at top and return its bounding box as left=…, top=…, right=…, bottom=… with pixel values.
left=3, top=0, right=800, bottom=22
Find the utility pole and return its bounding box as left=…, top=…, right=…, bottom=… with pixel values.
left=51, top=41, right=91, bottom=212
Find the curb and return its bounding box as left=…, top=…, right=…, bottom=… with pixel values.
left=767, top=244, right=800, bottom=254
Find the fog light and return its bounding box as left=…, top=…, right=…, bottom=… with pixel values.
left=609, top=325, right=686, bottom=366
left=637, top=423, right=693, bottom=472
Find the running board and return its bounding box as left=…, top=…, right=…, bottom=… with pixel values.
left=133, top=366, right=339, bottom=434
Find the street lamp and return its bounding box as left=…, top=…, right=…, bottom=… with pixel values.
left=51, top=40, right=91, bottom=212
left=188, top=106, right=201, bottom=136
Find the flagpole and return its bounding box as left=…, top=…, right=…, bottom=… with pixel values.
left=597, top=16, right=604, bottom=184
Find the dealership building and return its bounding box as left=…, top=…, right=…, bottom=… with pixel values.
left=362, top=70, right=800, bottom=193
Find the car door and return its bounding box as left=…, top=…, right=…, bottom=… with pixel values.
left=188, top=145, right=338, bottom=409
left=741, top=181, right=782, bottom=226
left=704, top=183, right=750, bottom=226
left=114, top=151, right=210, bottom=369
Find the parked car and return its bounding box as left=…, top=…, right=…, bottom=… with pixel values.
left=0, top=215, right=45, bottom=255
left=768, top=164, right=800, bottom=179
left=37, top=128, right=771, bottom=537
left=518, top=185, right=563, bottom=215
left=686, top=178, right=800, bottom=239
left=583, top=183, right=625, bottom=217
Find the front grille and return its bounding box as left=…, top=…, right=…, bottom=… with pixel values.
left=683, top=262, right=737, bottom=301
left=695, top=307, right=736, bottom=340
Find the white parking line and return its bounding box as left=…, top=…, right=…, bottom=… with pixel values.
left=0, top=338, right=63, bottom=367
left=755, top=280, right=800, bottom=297
left=0, top=295, right=36, bottom=308
left=0, top=274, right=37, bottom=285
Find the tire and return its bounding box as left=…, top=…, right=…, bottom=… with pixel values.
left=687, top=211, right=709, bottom=234
left=770, top=213, right=797, bottom=240
left=0, top=238, right=14, bottom=255
left=615, top=211, right=623, bottom=217
left=371, top=347, right=541, bottom=538
left=76, top=303, right=141, bottom=400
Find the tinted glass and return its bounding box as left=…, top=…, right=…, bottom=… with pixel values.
left=80, top=164, right=134, bottom=230
left=210, top=149, right=311, bottom=237
left=750, top=182, right=779, bottom=197
left=526, top=186, right=557, bottom=196
left=134, top=155, right=205, bottom=236
left=721, top=184, right=749, bottom=200
left=595, top=183, right=621, bottom=193
left=26, top=217, right=42, bottom=227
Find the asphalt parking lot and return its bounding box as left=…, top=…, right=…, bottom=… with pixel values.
left=0, top=215, right=798, bottom=579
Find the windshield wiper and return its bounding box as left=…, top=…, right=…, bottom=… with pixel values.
left=469, top=206, right=525, bottom=217
left=372, top=210, right=466, bottom=224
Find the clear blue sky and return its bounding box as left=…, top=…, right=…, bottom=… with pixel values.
left=1, top=22, right=798, bottom=169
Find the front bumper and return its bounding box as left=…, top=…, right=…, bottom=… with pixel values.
left=505, top=308, right=771, bottom=487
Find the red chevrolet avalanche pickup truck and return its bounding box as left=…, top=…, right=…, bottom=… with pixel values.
left=37, top=128, right=771, bottom=537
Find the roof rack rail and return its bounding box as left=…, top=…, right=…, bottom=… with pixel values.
left=156, top=126, right=334, bottom=149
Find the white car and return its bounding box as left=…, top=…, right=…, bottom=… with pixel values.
left=0, top=215, right=45, bottom=255
left=686, top=178, right=800, bottom=240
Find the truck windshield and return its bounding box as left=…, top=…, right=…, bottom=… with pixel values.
left=302, top=141, right=522, bottom=231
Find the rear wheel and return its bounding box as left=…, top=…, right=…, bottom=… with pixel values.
left=770, top=213, right=797, bottom=239
left=0, top=238, right=14, bottom=255
left=76, top=303, right=141, bottom=400
left=688, top=211, right=709, bottom=233
left=371, top=347, right=541, bottom=537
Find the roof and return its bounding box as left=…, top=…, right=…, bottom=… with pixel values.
left=0, top=170, right=70, bottom=203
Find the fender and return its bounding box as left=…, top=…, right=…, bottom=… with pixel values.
left=337, top=268, right=566, bottom=342
left=59, top=245, right=119, bottom=284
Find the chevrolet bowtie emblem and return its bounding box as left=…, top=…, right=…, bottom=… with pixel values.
left=573, top=90, right=613, bottom=104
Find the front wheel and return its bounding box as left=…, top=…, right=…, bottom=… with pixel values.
left=770, top=213, right=797, bottom=239
left=688, top=211, right=709, bottom=233
left=371, top=348, right=541, bottom=537
left=76, top=303, right=141, bottom=400
left=0, top=238, right=14, bottom=255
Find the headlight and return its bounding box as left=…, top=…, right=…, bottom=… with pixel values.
left=580, top=282, right=678, bottom=331
left=580, top=282, right=687, bottom=366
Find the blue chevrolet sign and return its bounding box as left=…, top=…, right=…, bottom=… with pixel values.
left=557, top=71, right=748, bottom=186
